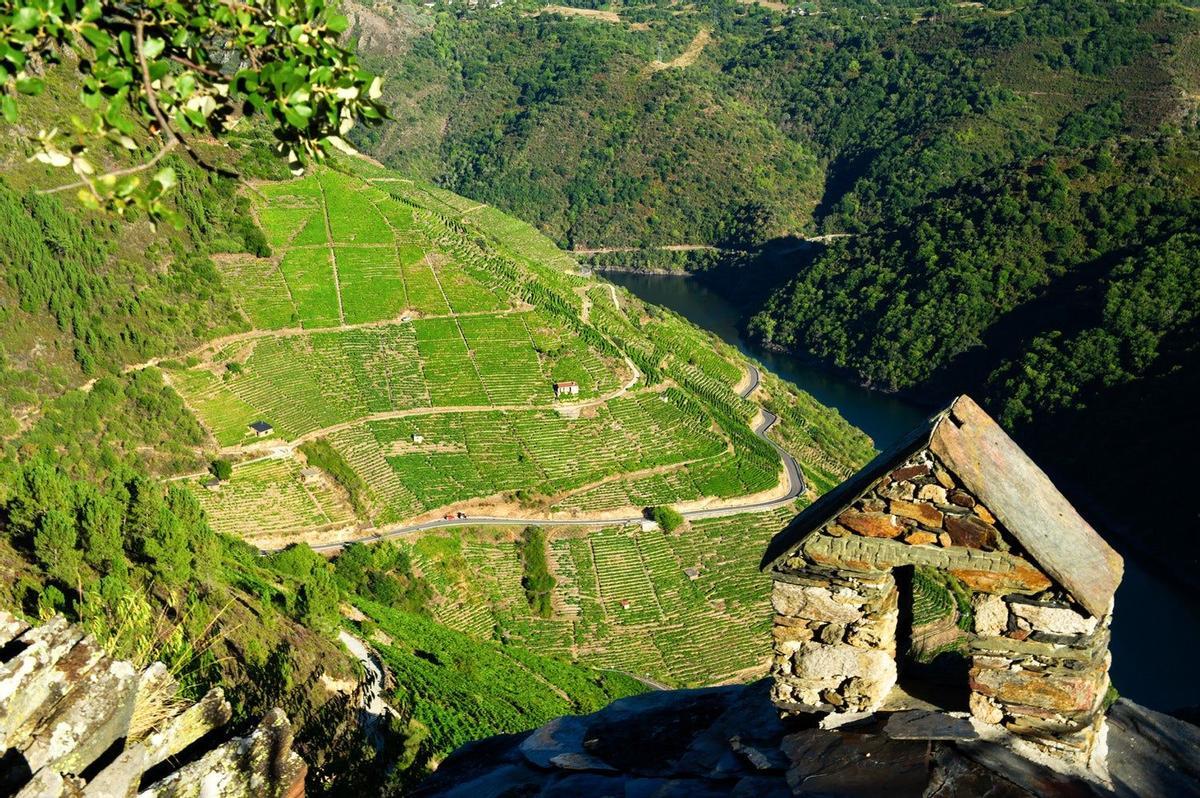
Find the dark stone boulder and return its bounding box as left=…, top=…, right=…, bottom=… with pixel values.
left=415, top=681, right=1200, bottom=798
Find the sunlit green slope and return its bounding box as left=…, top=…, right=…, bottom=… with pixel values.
left=168, top=160, right=872, bottom=549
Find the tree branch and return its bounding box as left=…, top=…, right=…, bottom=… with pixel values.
left=133, top=19, right=238, bottom=179
left=135, top=19, right=180, bottom=149
left=169, top=53, right=222, bottom=78
left=35, top=140, right=179, bottom=195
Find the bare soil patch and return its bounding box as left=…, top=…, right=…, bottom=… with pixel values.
left=541, top=5, right=621, bottom=23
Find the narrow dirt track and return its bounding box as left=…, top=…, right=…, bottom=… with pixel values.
left=278, top=363, right=805, bottom=554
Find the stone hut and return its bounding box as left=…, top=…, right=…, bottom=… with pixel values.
left=760, top=395, right=1123, bottom=770
left=249, top=420, right=274, bottom=438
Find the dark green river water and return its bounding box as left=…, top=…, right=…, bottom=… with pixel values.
left=607, top=270, right=1200, bottom=713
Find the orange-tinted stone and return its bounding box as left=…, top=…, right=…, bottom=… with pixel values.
left=889, top=464, right=930, bottom=482
left=945, top=514, right=1000, bottom=550
left=951, top=562, right=1052, bottom=594
left=837, top=511, right=903, bottom=539
left=889, top=500, right=944, bottom=529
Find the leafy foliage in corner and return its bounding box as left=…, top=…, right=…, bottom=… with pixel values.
left=1, top=0, right=385, bottom=222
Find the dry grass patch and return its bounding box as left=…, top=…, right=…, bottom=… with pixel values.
left=541, top=5, right=621, bottom=23
left=651, top=28, right=711, bottom=71
left=736, top=0, right=789, bottom=11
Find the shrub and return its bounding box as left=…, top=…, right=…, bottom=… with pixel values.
left=210, top=459, right=233, bottom=481
left=298, top=566, right=341, bottom=634
left=519, top=526, right=556, bottom=618
left=651, top=505, right=684, bottom=534
left=299, top=439, right=372, bottom=515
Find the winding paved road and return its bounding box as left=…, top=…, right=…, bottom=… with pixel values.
left=300, top=362, right=805, bottom=553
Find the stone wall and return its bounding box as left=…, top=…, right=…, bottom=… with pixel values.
left=968, top=593, right=1112, bottom=767
left=770, top=567, right=899, bottom=712
left=0, top=611, right=306, bottom=798
left=768, top=448, right=1113, bottom=769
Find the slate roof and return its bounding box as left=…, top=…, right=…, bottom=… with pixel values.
left=761, top=395, right=1123, bottom=618
left=249, top=420, right=273, bottom=433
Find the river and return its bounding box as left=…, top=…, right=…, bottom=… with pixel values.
left=607, top=270, right=1200, bottom=714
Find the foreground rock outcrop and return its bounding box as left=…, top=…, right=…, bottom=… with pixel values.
left=412, top=679, right=1200, bottom=797
left=0, top=611, right=305, bottom=797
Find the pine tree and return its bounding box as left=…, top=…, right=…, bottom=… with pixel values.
left=33, top=508, right=82, bottom=584
left=76, top=484, right=125, bottom=572
left=298, top=566, right=340, bottom=634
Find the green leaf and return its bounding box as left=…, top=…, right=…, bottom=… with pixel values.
left=153, top=167, right=177, bottom=191
left=142, top=37, right=166, bottom=60
left=15, top=76, right=45, bottom=96
left=12, top=7, right=42, bottom=32
left=80, top=24, right=113, bottom=50
left=80, top=88, right=103, bottom=110
left=101, top=67, right=132, bottom=89
left=283, top=108, right=309, bottom=128
left=159, top=208, right=184, bottom=230
left=1, top=95, right=16, bottom=123
left=183, top=107, right=207, bottom=129
left=113, top=174, right=140, bottom=197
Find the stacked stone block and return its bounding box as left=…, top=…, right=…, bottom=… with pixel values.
left=968, top=593, right=1112, bottom=766
left=769, top=567, right=898, bottom=712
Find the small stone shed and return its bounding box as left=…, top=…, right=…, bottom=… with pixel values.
left=248, top=420, right=274, bottom=437
left=760, top=395, right=1123, bottom=768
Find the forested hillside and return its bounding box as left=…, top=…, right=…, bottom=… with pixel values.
left=349, top=0, right=1200, bottom=577
left=743, top=0, right=1200, bottom=575
left=346, top=0, right=825, bottom=248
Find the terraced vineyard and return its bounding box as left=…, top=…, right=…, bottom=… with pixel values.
left=403, top=508, right=795, bottom=687
left=171, top=163, right=871, bottom=548
left=191, top=457, right=357, bottom=546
